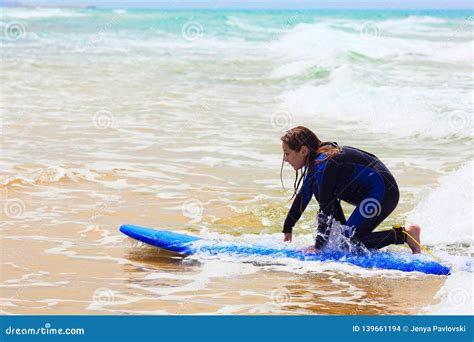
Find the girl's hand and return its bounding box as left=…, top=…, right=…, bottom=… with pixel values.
left=283, top=233, right=292, bottom=243
left=301, top=245, right=321, bottom=254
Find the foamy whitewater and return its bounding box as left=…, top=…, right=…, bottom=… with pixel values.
left=0, top=7, right=472, bottom=315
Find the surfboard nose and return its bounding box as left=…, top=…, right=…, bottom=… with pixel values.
left=119, top=224, right=200, bottom=254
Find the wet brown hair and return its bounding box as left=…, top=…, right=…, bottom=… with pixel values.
left=280, top=126, right=340, bottom=201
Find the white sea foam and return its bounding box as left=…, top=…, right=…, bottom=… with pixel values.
left=270, top=20, right=473, bottom=64
left=226, top=16, right=286, bottom=34
left=189, top=231, right=435, bottom=277
left=407, top=161, right=473, bottom=246
left=269, top=20, right=472, bottom=139
left=407, top=162, right=473, bottom=315
left=270, top=59, right=322, bottom=79
left=422, top=271, right=473, bottom=315
left=278, top=68, right=472, bottom=139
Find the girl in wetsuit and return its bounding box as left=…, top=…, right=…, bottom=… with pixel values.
left=280, top=126, right=422, bottom=254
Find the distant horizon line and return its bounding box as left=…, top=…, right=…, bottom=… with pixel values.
left=1, top=0, right=473, bottom=10
left=2, top=4, right=474, bottom=10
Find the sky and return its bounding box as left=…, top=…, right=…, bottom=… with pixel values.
left=1, top=0, right=473, bottom=9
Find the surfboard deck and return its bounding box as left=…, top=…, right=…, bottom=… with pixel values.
left=119, top=224, right=450, bottom=275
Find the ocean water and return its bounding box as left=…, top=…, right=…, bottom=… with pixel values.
left=0, top=7, right=473, bottom=315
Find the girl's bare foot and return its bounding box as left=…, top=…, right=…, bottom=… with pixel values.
left=405, top=224, right=422, bottom=254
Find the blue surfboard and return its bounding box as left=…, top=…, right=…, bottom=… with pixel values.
left=119, top=224, right=450, bottom=276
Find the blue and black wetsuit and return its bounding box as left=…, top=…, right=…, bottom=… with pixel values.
left=283, top=143, right=406, bottom=250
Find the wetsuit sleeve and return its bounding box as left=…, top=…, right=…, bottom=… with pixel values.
left=333, top=199, right=346, bottom=225
left=282, top=173, right=315, bottom=234
left=315, top=159, right=340, bottom=249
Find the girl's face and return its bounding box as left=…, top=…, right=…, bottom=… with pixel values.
left=282, top=142, right=308, bottom=171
